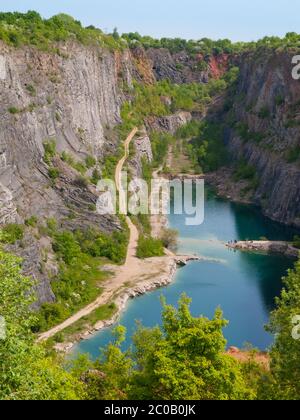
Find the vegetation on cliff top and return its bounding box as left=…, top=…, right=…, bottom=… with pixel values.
left=1, top=11, right=300, bottom=56
left=0, top=11, right=125, bottom=51
left=123, top=31, right=300, bottom=54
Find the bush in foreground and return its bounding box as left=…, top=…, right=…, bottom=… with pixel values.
left=136, top=236, right=164, bottom=259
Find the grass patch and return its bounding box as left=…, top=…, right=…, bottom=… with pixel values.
left=85, top=155, right=96, bottom=169
left=25, top=216, right=38, bottom=227
left=0, top=224, right=25, bottom=244
left=53, top=303, right=117, bottom=341
left=8, top=106, right=21, bottom=114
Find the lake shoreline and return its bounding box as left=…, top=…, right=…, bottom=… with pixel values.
left=54, top=255, right=209, bottom=354
left=55, top=172, right=297, bottom=355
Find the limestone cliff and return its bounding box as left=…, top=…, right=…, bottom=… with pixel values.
left=0, top=39, right=205, bottom=305
left=220, top=50, right=300, bottom=228
left=1, top=39, right=299, bottom=306
left=0, top=41, right=136, bottom=305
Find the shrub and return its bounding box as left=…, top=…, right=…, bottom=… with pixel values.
left=25, top=216, right=38, bottom=227
left=85, top=155, right=96, bottom=169
left=27, top=103, right=37, bottom=113
left=61, top=151, right=73, bottom=164
left=286, top=146, right=300, bottom=163
left=258, top=106, right=271, bottom=119
left=91, top=169, right=101, bottom=185
left=48, top=167, right=60, bottom=180
left=45, top=218, right=58, bottom=237
left=37, top=303, right=69, bottom=330
left=72, top=161, right=86, bottom=175
left=151, top=132, right=174, bottom=167
left=43, top=139, right=57, bottom=164
left=74, top=176, right=89, bottom=188
left=188, top=122, right=228, bottom=172
left=176, top=120, right=202, bottom=139
left=275, top=95, right=285, bottom=106
left=293, top=236, right=300, bottom=249
left=101, top=154, right=120, bottom=179
left=8, top=106, right=20, bottom=114
left=235, top=122, right=265, bottom=143
left=137, top=236, right=164, bottom=259
left=55, top=112, right=61, bottom=122
left=1, top=224, right=25, bottom=244
left=77, top=229, right=128, bottom=264
left=25, top=84, right=36, bottom=96
left=53, top=231, right=82, bottom=264
left=234, top=161, right=256, bottom=181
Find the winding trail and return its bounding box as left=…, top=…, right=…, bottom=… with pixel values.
left=38, top=128, right=139, bottom=342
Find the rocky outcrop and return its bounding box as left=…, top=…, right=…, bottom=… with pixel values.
left=145, top=111, right=192, bottom=134
left=129, top=128, right=153, bottom=178
left=227, top=240, right=299, bottom=259
left=7, top=233, right=56, bottom=307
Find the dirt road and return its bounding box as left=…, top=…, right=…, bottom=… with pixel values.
left=38, top=128, right=139, bottom=342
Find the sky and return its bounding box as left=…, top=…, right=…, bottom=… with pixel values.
left=0, top=0, right=299, bottom=42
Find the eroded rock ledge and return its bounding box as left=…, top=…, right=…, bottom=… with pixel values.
left=227, top=240, right=299, bottom=259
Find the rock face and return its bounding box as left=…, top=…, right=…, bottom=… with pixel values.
left=7, top=233, right=56, bottom=308
left=0, top=42, right=134, bottom=223
left=146, top=111, right=192, bottom=134
left=1, top=39, right=300, bottom=307
left=221, top=51, right=300, bottom=228
left=145, top=48, right=229, bottom=83
left=0, top=41, right=136, bottom=305
left=129, top=128, right=153, bottom=178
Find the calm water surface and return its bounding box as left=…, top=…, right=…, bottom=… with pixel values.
left=73, top=189, right=296, bottom=359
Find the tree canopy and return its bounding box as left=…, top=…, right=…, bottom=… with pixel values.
left=264, top=258, right=300, bottom=400
left=82, top=295, right=255, bottom=400
left=0, top=248, right=85, bottom=400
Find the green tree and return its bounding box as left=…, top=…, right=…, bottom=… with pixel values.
left=0, top=248, right=85, bottom=400
left=52, top=231, right=82, bottom=264
left=263, top=258, right=300, bottom=400
left=87, top=295, right=255, bottom=400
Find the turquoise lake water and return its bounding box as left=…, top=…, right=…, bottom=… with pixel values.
left=73, top=188, right=296, bottom=359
